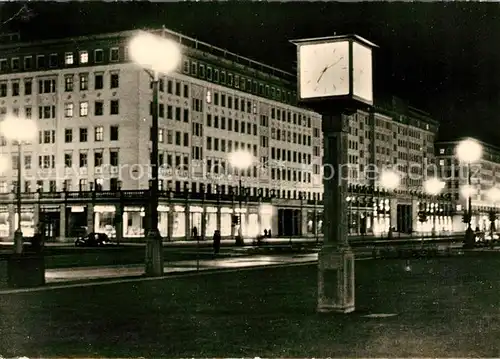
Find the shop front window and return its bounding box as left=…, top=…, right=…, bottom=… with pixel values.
left=172, top=206, right=185, bottom=238
left=14, top=207, right=35, bottom=237
left=95, top=205, right=116, bottom=238
left=190, top=206, right=203, bottom=239
left=158, top=205, right=169, bottom=237
left=307, top=211, right=315, bottom=234
left=220, top=208, right=232, bottom=237
left=259, top=204, right=273, bottom=235
left=246, top=213, right=259, bottom=237
left=204, top=207, right=217, bottom=237
left=124, top=207, right=144, bottom=237
left=0, top=208, right=8, bottom=237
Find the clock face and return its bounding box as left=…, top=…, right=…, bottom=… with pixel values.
left=352, top=42, right=373, bottom=104
left=298, top=41, right=350, bottom=99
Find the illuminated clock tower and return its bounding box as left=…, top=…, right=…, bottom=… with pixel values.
left=291, top=34, right=377, bottom=314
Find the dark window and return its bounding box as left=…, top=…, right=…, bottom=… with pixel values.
left=49, top=54, right=58, bottom=67
left=110, top=100, right=119, bottom=115
left=94, top=74, right=103, bottom=90
left=110, top=48, right=119, bottom=62
left=94, top=101, right=104, bottom=116
left=36, top=55, right=45, bottom=69
left=110, top=126, right=119, bottom=141
left=24, top=57, right=32, bottom=70
left=110, top=73, right=119, bottom=88
left=94, top=49, right=104, bottom=63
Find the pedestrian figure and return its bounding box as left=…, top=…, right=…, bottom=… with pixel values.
left=267, top=229, right=272, bottom=238
left=31, top=223, right=45, bottom=253
left=213, top=230, right=221, bottom=255
left=192, top=226, right=198, bottom=241
left=263, top=229, right=268, bottom=237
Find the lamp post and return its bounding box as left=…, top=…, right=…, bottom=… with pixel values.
left=379, top=169, right=399, bottom=238
left=424, top=178, right=445, bottom=236
left=129, top=30, right=181, bottom=276
left=228, top=150, right=253, bottom=245
left=456, top=138, right=483, bottom=249
left=0, top=116, right=37, bottom=254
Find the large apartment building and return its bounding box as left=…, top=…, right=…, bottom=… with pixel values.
left=0, top=27, right=450, bottom=241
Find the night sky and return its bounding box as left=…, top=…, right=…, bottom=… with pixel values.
left=2, top=2, right=499, bottom=144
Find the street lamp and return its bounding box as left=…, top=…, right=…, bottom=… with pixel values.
left=456, top=138, right=483, bottom=248
left=424, top=177, right=445, bottom=236
left=129, top=30, right=181, bottom=276
left=228, top=150, right=254, bottom=245
left=0, top=115, right=37, bottom=254
left=379, top=169, right=399, bottom=237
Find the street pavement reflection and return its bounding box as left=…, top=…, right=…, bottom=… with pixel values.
left=44, top=253, right=320, bottom=283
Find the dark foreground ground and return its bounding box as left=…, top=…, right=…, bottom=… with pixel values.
left=1, top=251, right=500, bottom=358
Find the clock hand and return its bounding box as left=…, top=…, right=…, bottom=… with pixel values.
left=316, top=67, right=329, bottom=83
left=316, top=57, right=345, bottom=83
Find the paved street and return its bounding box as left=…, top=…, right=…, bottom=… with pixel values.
left=43, top=252, right=319, bottom=284
left=1, top=251, right=500, bottom=358
left=2, top=240, right=463, bottom=290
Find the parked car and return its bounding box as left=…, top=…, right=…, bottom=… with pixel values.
left=75, top=232, right=115, bottom=247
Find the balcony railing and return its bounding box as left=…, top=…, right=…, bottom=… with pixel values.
left=0, top=189, right=323, bottom=206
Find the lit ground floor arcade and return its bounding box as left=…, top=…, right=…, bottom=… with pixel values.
left=0, top=191, right=477, bottom=242
left=0, top=194, right=323, bottom=242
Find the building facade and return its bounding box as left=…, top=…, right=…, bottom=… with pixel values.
left=435, top=140, right=500, bottom=233
left=0, top=27, right=451, bottom=241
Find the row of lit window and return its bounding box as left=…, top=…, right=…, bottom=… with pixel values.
left=63, top=100, right=120, bottom=118
left=0, top=48, right=120, bottom=73
left=0, top=72, right=120, bottom=97
left=63, top=126, right=120, bottom=143
left=0, top=101, right=119, bottom=120
left=64, top=73, right=119, bottom=92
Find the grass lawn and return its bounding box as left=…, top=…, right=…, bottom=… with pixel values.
left=1, top=252, right=500, bottom=357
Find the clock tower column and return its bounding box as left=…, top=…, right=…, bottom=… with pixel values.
left=317, top=112, right=355, bottom=313
left=291, top=34, right=377, bottom=314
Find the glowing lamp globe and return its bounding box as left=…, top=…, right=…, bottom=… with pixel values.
left=129, top=32, right=181, bottom=74
left=487, top=187, right=500, bottom=202
left=380, top=170, right=399, bottom=190
left=460, top=185, right=475, bottom=198
left=0, top=116, right=37, bottom=142
left=229, top=150, right=254, bottom=170
left=455, top=138, right=483, bottom=163
left=424, top=178, right=445, bottom=196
